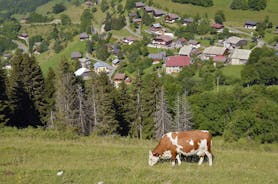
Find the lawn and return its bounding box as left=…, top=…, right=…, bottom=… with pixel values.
left=221, top=65, right=244, bottom=79
left=153, top=0, right=278, bottom=26
left=37, top=36, right=86, bottom=74
left=0, top=128, right=277, bottom=184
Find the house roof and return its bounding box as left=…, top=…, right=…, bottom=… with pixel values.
left=166, top=56, right=190, bottom=67
left=94, top=61, right=113, bottom=70
left=184, top=18, right=193, bottom=23
left=152, top=23, right=162, bottom=28
left=188, top=40, right=199, bottom=45
left=203, top=46, right=226, bottom=55
left=144, top=6, right=154, bottom=12
left=80, top=32, right=89, bottom=39
left=225, top=36, right=246, bottom=44
left=211, top=23, right=224, bottom=29
left=245, top=21, right=257, bottom=26
left=166, top=13, right=179, bottom=20
left=231, top=49, right=251, bottom=60
left=123, top=37, right=136, bottom=41
left=213, top=55, right=227, bottom=62
left=179, top=45, right=192, bottom=56
left=154, top=35, right=173, bottom=42
left=135, top=2, right=145, bottom=7
left=112, top=58, right=120, bottom=64
left=153, top=9, right=165, bottom=16
left=71, top=52, right=82, bottom=58
left=74, top=67, right=91, bottom=76
left=148, top=52, right=166, bottom=60
left=114, top=73, right=126, bottom=80
left=128, top=12, right=137, bottom=17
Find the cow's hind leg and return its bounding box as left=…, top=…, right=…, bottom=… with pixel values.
left=198, top=156, right=204, bottom=165
left=205, top=151, right=213, bottom=166
left=176, top=154, right=181, bottom=166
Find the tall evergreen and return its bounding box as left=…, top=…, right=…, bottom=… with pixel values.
left=94, top=72, right=118, bottom=135
left=45, top=67, right=56, bottom=127
left=8, top=51, right=45, bottom=127
left=55, top=59, right=79, bottom=129
left=0, top=65, right=9, bottom=125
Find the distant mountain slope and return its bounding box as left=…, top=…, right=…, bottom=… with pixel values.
left=0, top=0, right=51, bottom=20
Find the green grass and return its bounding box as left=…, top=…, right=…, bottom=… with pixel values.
left=0, top=128, right=277, bottom=184
left=221, top=65, right=244, bottom=79
left=153, top=0, right=278, bottom=26
left=37, top=36, right=86, bottom=74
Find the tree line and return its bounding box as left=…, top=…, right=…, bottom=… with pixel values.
left=230, top=0, right=267, bottom=11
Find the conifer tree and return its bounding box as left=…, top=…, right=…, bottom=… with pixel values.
left=154, top=87, right=173, bottom=140
left=45, top=67, right=56, bottom=127
left=0, top=65, right=9, bottom=125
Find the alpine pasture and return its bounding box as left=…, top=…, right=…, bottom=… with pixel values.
left=0, top=128, right=277, bottom=184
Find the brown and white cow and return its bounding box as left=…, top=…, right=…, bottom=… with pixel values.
left=148, top=130, right=212, bottom=166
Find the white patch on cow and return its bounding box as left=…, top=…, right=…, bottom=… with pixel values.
left=198, top=156, right=204, bottom=165
left=148, top=150, right=159, bottom=166
left=189, top=139, right=194, bottom=146
left=161, top=150, right=172, bottom=159
left=176, top=154, right=181, bottom=166
left=166, top=132, right=183, bottom=150
left=201, top=130, right=209, bottom=133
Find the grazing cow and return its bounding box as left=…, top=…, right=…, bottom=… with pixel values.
left=148, top=130, right=212, bottom=166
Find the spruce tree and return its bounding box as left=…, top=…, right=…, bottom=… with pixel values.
left=45, top=67, right=56, bottom=127
left=0, top=65, right=9, bottom=125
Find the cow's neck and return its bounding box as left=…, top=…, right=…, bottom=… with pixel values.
left=152, top=144, right=168, bottom=156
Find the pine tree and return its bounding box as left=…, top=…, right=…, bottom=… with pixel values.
left=173, top=90, right=192, bottom=131
left=154, top=87, right=173, bottom=140
left=55, top=59, right=79, bottom=129
left=45, top=67, right=56, bottom=128
left=0, top=65, right=9, bottom=125
left=94, top=72, right=118, bottom=135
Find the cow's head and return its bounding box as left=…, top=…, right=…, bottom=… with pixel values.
left=148, top=150, right=159, bottom=166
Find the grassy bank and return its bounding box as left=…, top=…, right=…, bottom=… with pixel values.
left=0, top=128, right=277, bottom=184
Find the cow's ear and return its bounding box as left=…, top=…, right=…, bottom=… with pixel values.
left=149, top=150, right=153, bottom=156
left=153, top=153, right=159, bottom=157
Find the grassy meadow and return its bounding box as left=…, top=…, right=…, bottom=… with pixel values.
left=0, top=128, right=277, bottom=184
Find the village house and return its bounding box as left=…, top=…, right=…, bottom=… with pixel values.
left=244, top=21, right=257, bottom=29
left=79, top=32, right=89, bottom=41
left=211, top=23, right=224, bottom=32
left=122, top=37, right=136, bottom=45
left=33, top=42, right=42, bottom=54
left=71, top=52, right=82, bottom=59
left=224, top=36, right=247, bottom=49
left=188, top=40, right=200, bottom=49
left=165, top=56, right=191, bottom=74
left=174, top=37, right=187, bottom=48
left=150, top=23, right=164, bottom=34
left=2, top=53, right=11, bottom=60
left=18, top=33, right=28, bottom=40
left=112, top=58, right=120, bottom=67
left=152, top=9, right=165, bottom=18
left=212, top=55, right=227, bottom=64
left=132, top=18, right=142, bottom=25
left=183, top=18, right=193, bottom=26
left=229, top=49, right=251, bottom=65
left=78, top=58, right=90, bottom=68
left=135, top=2, right=145, bottom=8
left=202, top=46, right=227, bottom=60
left=148, top=51, right=166, bottom=64
left=152, top=35, right=173, bottom=47
left=74, top=67, right=91, bottom=80
left=85, top=1, right=94, bottom=7
left=113, top=73, right=127, bottom=88
left=94, top=61, right=113, bottom=74
left=179, top=45, right=192, bottom=56
left=144, top=6, right=154, bottom=13
left=165, top=13, right=180, bottom=23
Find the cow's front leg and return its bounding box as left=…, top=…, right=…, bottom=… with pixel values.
left=176, top=154, right=181, bottom=166
left=171, top=150, right=177, bottom=166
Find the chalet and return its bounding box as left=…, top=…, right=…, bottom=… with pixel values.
left=211, top=23, right=224, bottom=32
left=74, top=67, right=91, bottom=80
left=152, top=35, right=173, bottom=47
left=150, top=23, right=163, bottom=34
left=80, top=33, right=89, bottom=41
left=191, top=48, right=202, bottom=56
left=113, top=73, right=126, bottom=88
left=148, top=52, right=166, bottom=64
left=132, top=18, right=142, bottom=25
left=18, top=33, right=28, bottom=40
left=224, top=36, right=247, bottom=49
left=179, top=45, right=192, bottom=56
left=85, top=1, right=94, bottom=7
left=230, top=49, right=251, bottom=65
left=135, top=2, right=145, bottom=8
left=175, top=37, right=187, bottom=48
left=33, top=42, right=42, bottom=54
left=112, top=58, right=120, bottom=66
left=122, top=37, right=136, bottom=45
left=71, top=52, right=82, bottom=59
left=244, top=21, right=257, bottom=29
left=144, top=6, right=154, bottom=13
left=212, top=55, right=227, bottom=64
left=128, top=12, right=138, bottom=18
left=188, top=40, right=200, bottom=49
left=165, top=13, right=180, bottom=23
left=183, top=18, right=193, bottom=26
left=94, top=61, right=113, bottom=74
left=78, top=58, right=90, bottom=68
left=152, top=9, right=165, bottom=18
left=202, top=46, right=227, bottom=60
left=165, top=56, right=191, bottom=74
